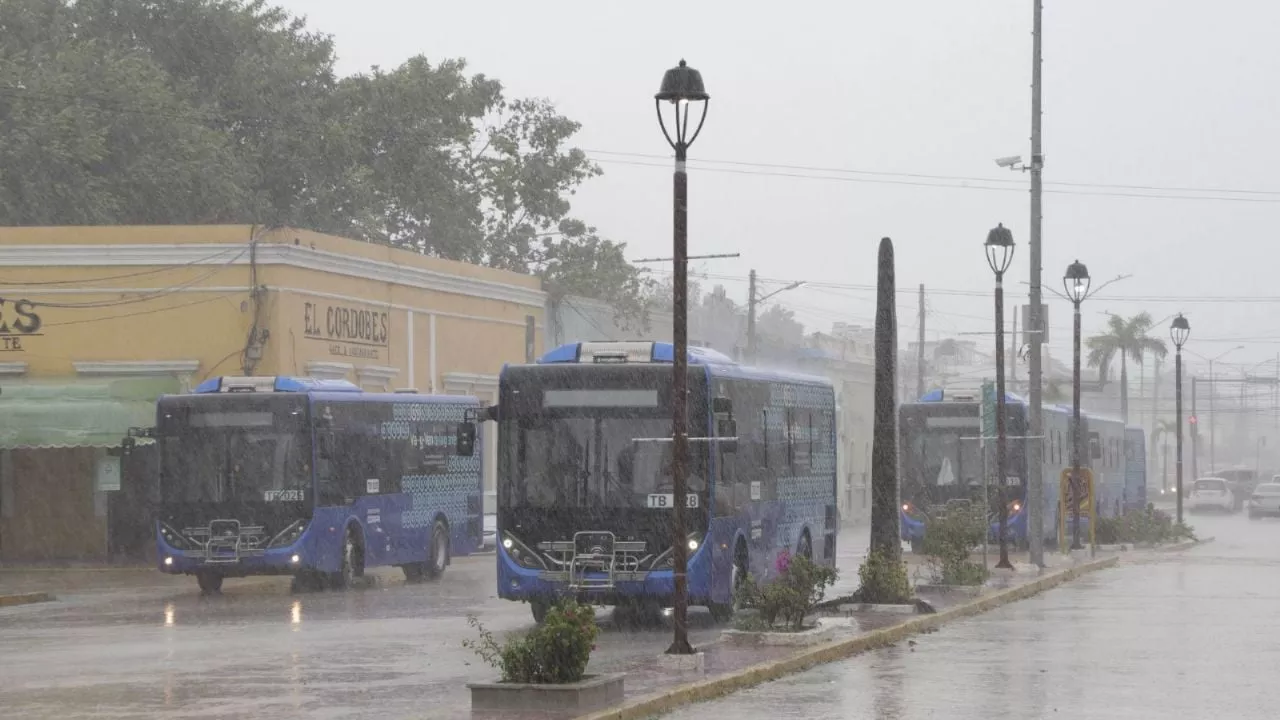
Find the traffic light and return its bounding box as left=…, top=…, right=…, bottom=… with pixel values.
left=1189, top=415, right=1197, bottom=425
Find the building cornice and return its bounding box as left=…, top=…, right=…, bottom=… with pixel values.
left=305, top=360, right=354, bottom=380
left=0, top=242, right=546, bottom=309
left=73, top=360, right=201, bottom=376
left=0, top=361, right=27, bottom=376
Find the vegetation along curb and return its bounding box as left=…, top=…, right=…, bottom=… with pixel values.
left=576, top=555, right=1119, bottom=720
left=0, top=592, right=55, bottom=608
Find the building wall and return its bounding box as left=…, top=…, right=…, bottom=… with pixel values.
left=0, top=225, right=547, bottom=561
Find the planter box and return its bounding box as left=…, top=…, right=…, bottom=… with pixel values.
left=721, top=618, right=841, bottom=647
left=467, top=673, right=624, bottom=713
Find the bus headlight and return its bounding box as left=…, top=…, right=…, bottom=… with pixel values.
left=501, top=532, right=546, bottom=570
left=159, top=522, right=194, bottom=550
left=648, top=533, right=704, bottom=570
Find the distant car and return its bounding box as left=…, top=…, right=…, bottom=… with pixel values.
left=1248, top=483, right=1280, bottom=519
left=1188, top=477, right=1235, bottom=513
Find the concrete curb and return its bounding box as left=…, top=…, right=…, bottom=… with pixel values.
left=576, top=555, right=1119, bottom=720
left=0, top=592, right=55, bottom=608
left=1156, top=536, right=1213, bottom=553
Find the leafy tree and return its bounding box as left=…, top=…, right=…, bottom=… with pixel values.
left=1087, top=312, right=1168, bottom=423
left=0, top=0, right=646, bottom=315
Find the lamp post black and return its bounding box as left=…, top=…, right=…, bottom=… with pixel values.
left=1171, top=314, right=1191, bottom=525
left=655, top=59, right=708, bottom=656
left=985, top=224, right=1015, bottom=570
left=1064, top=260, right=1091, bottom=550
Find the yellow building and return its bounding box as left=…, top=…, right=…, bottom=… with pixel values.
left=0, top=225, right=545, bottom=562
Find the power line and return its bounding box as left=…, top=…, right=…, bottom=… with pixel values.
left=0, top=247, right=241, bottom=287
left=593, top=156, right=1280, bottom=205
left=26, top=249, right=246, bottom=309
left=587, top=149, right=1280, bottom=198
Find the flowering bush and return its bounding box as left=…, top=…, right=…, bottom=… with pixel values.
left=738, top=551, right=838, bottom=631
left=463, top=599, right=599, bottom=684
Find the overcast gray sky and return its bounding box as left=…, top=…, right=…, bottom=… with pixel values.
left=276, top=0, right=1280, bottom=375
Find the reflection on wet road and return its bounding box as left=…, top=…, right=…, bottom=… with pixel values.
left=664, top=512, right=1280, bottom=719
left=0, top=550, right=726, bottom=719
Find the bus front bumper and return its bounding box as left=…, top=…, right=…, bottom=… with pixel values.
left=496, top=542, right=714, bottom=606
left=157, top=535, right=317, bottom=577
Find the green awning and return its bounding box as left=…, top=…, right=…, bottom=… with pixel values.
left=0, top=377, right=179, bottom=449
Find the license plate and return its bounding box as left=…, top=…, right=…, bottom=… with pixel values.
left=647, top=493, right=699, bottom=509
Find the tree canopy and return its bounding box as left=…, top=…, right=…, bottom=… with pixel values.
left=0, top=0, right=647, bottom=319
left=1087, top=311, right=1168, bottom=422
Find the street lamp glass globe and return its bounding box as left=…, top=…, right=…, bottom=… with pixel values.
left=1064, top=259, right=1091, bottom=304
left=655, top=60, right=710, bottom=151
left=984, top=223, right=1015, bottom=275
left=1170, top=313, right=1191, bottom=349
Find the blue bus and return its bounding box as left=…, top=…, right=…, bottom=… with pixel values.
left=898, top=389, right=1144, bottom=549
left=492, top=341, right=838, bottom=623
left=132, top=376, right=483, bottom=594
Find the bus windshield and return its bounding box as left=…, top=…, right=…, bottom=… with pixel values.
left=158, top=397, right=312, bottom=506
left=505, top=415, right=708, bottom=509
left=907, top=429, right=983, bottom=489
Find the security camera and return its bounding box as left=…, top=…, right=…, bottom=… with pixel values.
left=995, top=155, right=1023, bottom=169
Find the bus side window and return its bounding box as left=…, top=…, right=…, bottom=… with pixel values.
left=316, top=430, right=344, bottom=506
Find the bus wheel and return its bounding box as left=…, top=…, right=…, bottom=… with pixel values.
left=425, top=520, right=449, bottom=580
left=195, top=571, right=223, bottom=595
left=530, top=599, right=550, bottom=624
left=332, top=530, right=364, bottom=589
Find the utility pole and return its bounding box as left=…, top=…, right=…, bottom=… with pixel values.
left=1011, top=305, right=1019, bottom=389
left=1210, top=362, right=1218, bottom=474
left=1191, top=376, right=1199, bottom=481
left=747, top=269, right=758, bottom=364
left=1026, top=0, right=1047, bottom=568
left=916, top=284, right=926, bottom=398
left=745, top=270, right=803, bottom=365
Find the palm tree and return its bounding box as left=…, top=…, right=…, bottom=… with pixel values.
left=1086, top=312, right=1169, bottom=423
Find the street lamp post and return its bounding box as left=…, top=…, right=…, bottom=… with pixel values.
left=655, top=59, right=708, bottom=656
left=1171, top=314, right=1191, bottom=524
left=985, top=224, right=1015, bottom=570
left=1064, top=260, right=1091, bottom=550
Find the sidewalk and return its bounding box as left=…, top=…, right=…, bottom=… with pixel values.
left=461, top=549, right=1115, bottom=720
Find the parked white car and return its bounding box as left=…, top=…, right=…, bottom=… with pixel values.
left=1248, top=482, right=1280, bottom=519
left=1188, top=477, right=1235, bottom=513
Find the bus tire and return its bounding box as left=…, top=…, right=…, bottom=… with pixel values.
left=424, top=520, right=449, bottom=580
left=196, top=571, right=223, bottom=595
left=530, top=599, right=550, bottom=624
left=332, top=529, right=364, bottom=590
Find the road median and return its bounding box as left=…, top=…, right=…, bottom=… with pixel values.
left=578, top=554, right=1119, bottom=720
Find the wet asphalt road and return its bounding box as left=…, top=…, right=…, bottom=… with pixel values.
left=664, top=510, right=1278, bottom=719
left=0, top=531, right=872, bottom=719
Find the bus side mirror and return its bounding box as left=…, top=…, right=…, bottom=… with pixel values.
left=719, top=418, right=738, bottom=454
left=120, top=436, right=136, bottom=456
left=457, top=422, right=477, bottom=457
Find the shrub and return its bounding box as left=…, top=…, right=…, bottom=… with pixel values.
left=737, top=551, right=839, bottom=631
left=857, top=547, right=912, bottom=604
left=921, top=504, right=988, bottom=586
left=463, top=599, right=599, bottom=684
left=1094, top=505, right=1196, bottom=546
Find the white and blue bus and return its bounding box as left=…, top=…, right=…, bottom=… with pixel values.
left=137, top=376, right=483, bottom=594
left=899, top=389, right=1144, bottom=549
left=493, top=341, right=838, bottom=623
